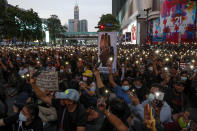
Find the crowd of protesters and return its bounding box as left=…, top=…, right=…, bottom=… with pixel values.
left=0, top=44, right=197, bottom=131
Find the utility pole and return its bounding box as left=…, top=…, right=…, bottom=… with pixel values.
left=144, top=8, right=152, bottom=44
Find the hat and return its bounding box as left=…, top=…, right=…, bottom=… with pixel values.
left=83, top=70, right=93, bottom=77
left=15, top=92, right=30, bottom=107
left=55, top=89, right=80, bottom=101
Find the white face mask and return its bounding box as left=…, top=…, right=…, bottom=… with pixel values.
left=60, top=69, right=64, bottom=73
left=122, top=86, right=130, bottom=91
left=181, top=77, right=187, bottom=81
left=83, top=76, right=87, bottom=81
left=19, top=112, right=27, bottom=122
left=148, top=67, right=153, bottom=71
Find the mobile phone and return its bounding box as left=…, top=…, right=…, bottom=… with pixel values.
left=130, top=88, right=137, bottom=97
left=95, top=61, right=101, bottom=68
left=32, top=70, right=42, bottom=78
left=98, top=97, right=105, bottom=106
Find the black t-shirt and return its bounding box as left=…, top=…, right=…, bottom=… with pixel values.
left=135, top=86, right=148, bottom=103
left=52, top=99, right=88, bottom=131
left=164, top=88, right=187, bottom=114
left=3, top=113, right=43, bottom=131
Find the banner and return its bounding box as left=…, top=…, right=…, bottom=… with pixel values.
left=36, top=72, right=59, bottom=91
left=159, top=0, right=197, bottom=43
left=98, top=32, right=117, bottom=73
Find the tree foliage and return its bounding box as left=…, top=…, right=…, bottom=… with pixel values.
left=98, top=14, right=120, bottom=32
left=0, top=4, right=43, bottom=42
left=47, top=15, right=63, bottom=44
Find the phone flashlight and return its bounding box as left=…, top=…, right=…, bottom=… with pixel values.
left=190, top=65, right=194, bottom=70
left=165, top=58, right=169, bottom=62
left=164, top=67, right=168, bottom=71
left=109, top=57, right=113, bottom=62
left=65, top=61, right=69, bottom=65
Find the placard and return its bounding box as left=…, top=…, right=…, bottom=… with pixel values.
left=98, top=32, right=117, bottom=73
left=36, top=72, right=58, bottom=91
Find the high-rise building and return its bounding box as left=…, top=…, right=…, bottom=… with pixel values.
left=74, top=20, right=79, bottom=32
left=68, top=19, right=74, bottom=32
left=68, top=3, right=88, bottom=32
left=74, top=4, right=79, bottom=20
left=79, top=20, right=88, bottom=32
left=74, top=4, right=79, bottom=32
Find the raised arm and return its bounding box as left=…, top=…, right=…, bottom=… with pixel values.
left=153, top=56, right=159, bottom=76
left=0, top=119, right=5, bottom=126
left=98, top=99, right=128, bottom=131
left=109, top=66, right=117, bottom=88
left=30, top=78, right=52, bottom=105
left=94, top=69, right=105, bottom=89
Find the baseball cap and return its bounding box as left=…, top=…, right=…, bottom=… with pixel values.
left=55, top=89, right=80, bottom=101
left=83, top=70, right=93, bottom=77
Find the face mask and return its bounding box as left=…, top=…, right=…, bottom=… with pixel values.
left=19, top=112, right=27, bottom=122
left=60, top=69, right=64, bottom=73
left=135, top=85, right=142, bottom=89
left=122, top=86, right=130, bottom=91
left=181, top=77, right=187, bottom=81
left=148, top=67, right=153, bottom=71
left=148, top=93, right=155, bottom=102
left=83, top=77, right=87, bottom=81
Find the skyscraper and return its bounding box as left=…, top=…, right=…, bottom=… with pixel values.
left=74, top=4, right=79, bottom=20
left=79, top=20, right=88, bottom=32
left=68, top=3, right=88, bottom=32
left=74, top=4, right=79, bottom=32
left=68, top=19, right=74, bottom=32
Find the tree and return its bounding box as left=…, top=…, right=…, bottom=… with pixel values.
left=0, top=0, right=8, bottom=39
left=97, top=14, right=120, bottom=32
left=47, top=15, right=63, bottom=44
left=0, top=0, right=7, bottom=18
left=17, top=8, right=43, bottom=43
left=1, top=5, right=43, bottom=43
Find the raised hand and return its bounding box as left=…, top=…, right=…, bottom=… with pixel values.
left=144, top=104, right=156, bottom=131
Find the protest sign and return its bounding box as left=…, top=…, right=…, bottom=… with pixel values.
left=98, top=32, right=117, bottom=73
left=36, top=71, right=58, bottom=91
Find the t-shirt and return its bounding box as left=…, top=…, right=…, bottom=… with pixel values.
left=164, top=88, right=187, bottom=114
left=113, top=85, right=131, bottom=105
left=4, top=113, right=43, bottom=131
left=52, top=99, right=88, bottom=131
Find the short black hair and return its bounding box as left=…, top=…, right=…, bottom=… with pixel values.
left=25, top=104, right=39, bottom=118
left=121, top=78, right=130, bottom=85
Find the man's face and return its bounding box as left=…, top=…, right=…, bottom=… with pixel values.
left=150, top=87, right=159, bottom=94
left=63, top=99, right=74, bottom=107
left=21, top=107, right=31, bottom=121
left=174, top=84, right=184, bottom=93
left=134, top=81, right=142, bottom=87
left=122, top=80, right=129, bottom=86
left=170, top=68, right=177, bottom=76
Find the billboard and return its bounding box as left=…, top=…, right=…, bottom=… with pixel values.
left=123, top=20, right=137, bottom=44
left=157, top=0, right=197, bottom=43
left=98, top=32, right=117, bottom=73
